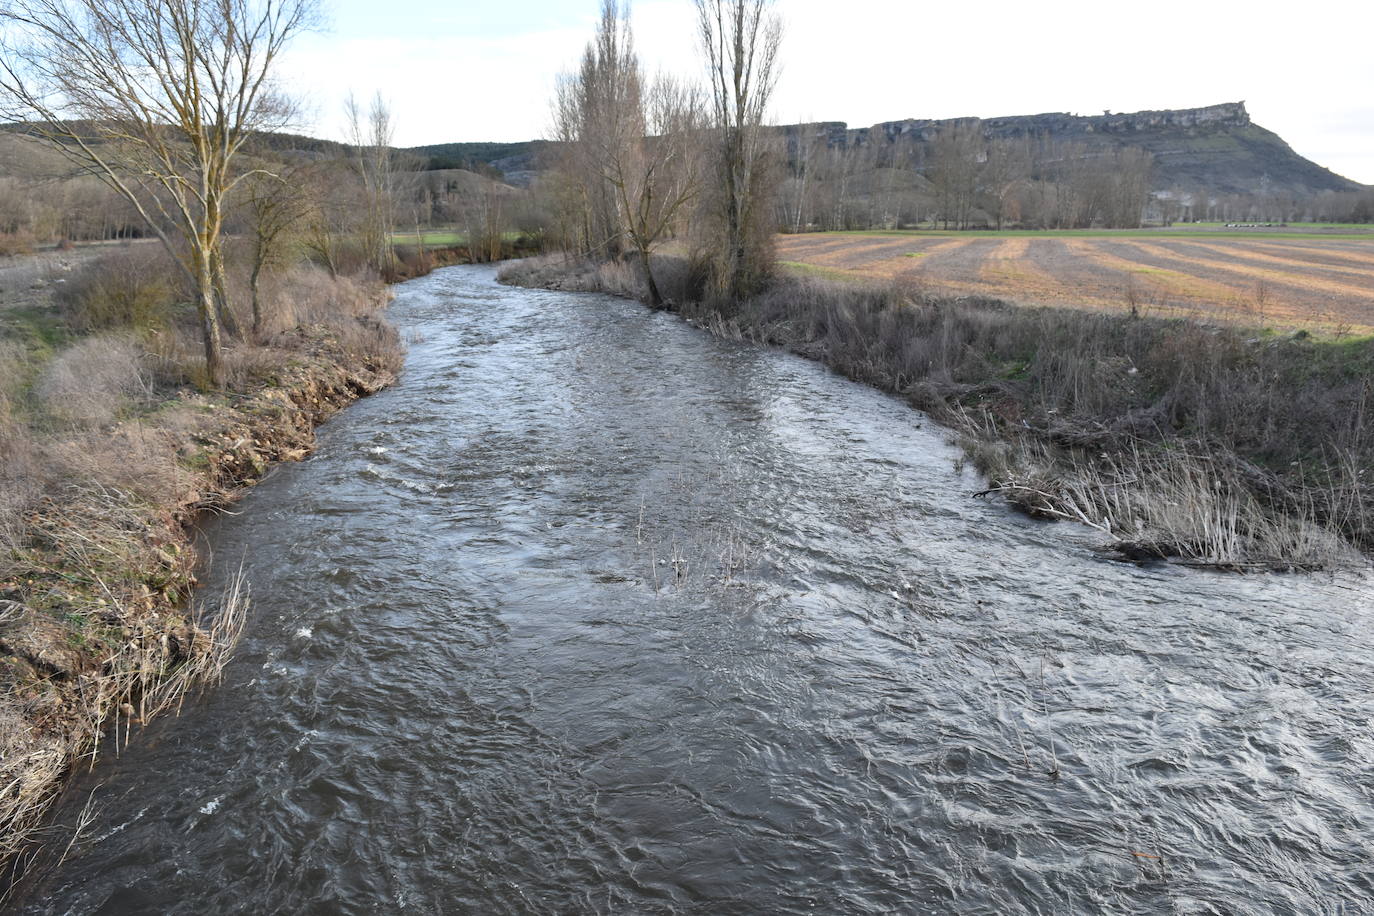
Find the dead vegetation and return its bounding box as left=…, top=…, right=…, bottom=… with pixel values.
left=0, top=253, right=403, bottom=880
left=502, top=253, right=1373, bottom=570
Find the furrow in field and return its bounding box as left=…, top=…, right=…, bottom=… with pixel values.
left=906, top=238, right=1005, bottom=293
left=776, top=234, right=887, bottom=261
left=1126, top=240, right=1374, bottom=303
left=1166, top=240, right=1374, bottom=286
left=1063, top=239, right=1244, bottom=315
left=819, top=238, right=975, bottom=278
left=1104, top=240, right=1374, bottom=327
left=779, top=235, right=959, bottom=271
left=1242, top=240, right=1374, bottom=271
left=975, top=238, right=1087, bottom=304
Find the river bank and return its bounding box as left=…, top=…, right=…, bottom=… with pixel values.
left=15, top=265, right=1370, bottom=913
left=500, top=253, right=1373, bottom=571
left=0, top=263, right=402, bottom=879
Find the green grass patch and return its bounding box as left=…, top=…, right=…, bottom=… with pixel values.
left=777, top=260, right=862, bottom=282
left=0, top=305, right=69, bottom=355
left=391, top=229, right=524, bottom=247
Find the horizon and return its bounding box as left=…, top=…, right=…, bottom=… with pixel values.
left=278, top=0, right=1374, bottom=186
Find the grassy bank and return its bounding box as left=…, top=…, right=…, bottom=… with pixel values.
left=501, top=254, right=1373, bottom=571
left=0, top=251, right=405, bottom=880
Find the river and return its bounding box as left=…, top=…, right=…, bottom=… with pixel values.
left=15, top=265, right=1373, bottom=914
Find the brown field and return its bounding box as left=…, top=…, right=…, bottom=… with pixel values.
left=776, top=231, right=1374, bottom=331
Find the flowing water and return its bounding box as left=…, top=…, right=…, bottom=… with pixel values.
left=16, top=265, right=1373, bottom=914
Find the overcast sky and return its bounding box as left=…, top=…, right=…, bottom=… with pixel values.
left=281, top=0, right=1374, bottom=185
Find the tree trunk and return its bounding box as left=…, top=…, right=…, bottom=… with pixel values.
left=250, top=257, right=264, bottom=338
left=195, top=249, right=225, bottom=387
left=212, top=244, right=243, bottom=339
left=639, top=246, right=662, bottom=308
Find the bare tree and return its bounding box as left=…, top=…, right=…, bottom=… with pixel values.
left=982, top=137, right=1030, bottom=230
left=694, top=0, right=782, bottom=303
left=607, top=76, right=704, bottom=307
left=549, top=0, right=703, bottom=307
left=240, top=164, right=308, bottom=335
left=346, top=92, right=400, bottom=276
left=929, top=120, right=983, bottom=230
left=0, top=0, right=315, bottom=385
left=299, top=158, right=363, bottom=279
left=552, top=0, right=640, bottom=261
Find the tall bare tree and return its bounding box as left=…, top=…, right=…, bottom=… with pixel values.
left=552, top=0, right=640, bottom=261
left=607, top=76, right=703, bottom=307
left=551, top=0, right=703, bottom=306
left=346, top=91, right=401, bottom=276
left=0, top=0, right=315, bottom=385
left=299, top=158, right=364, bottom=279
left=694, top=0, right=782, bottom=303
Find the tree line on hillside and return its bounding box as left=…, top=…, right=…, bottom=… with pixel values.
left=776, top=125, right=1155, bottom=231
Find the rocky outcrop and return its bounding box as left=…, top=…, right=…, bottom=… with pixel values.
left=857, top=102, right=1252, bottom=145
left=779, top=102, right=1362, bottom=196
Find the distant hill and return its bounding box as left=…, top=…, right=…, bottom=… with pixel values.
left=403, top=141, right=553, bottom=187
left=5, top=103, right=1362, bottom=197
left=393, top=103, right=1366, bottom=197
left=790, top=102, right=1363, bottom=196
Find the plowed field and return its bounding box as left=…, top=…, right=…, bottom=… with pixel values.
left=777, top=231, right=1374, bottom=330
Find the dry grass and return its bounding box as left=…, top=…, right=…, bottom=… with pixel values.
left=0, top=248, right=404, bottom=877
left=34, top=334, right=152, bottom=428
left=0, top=527, right=249, bottom=879
left=777, top=232, right=1374, bottom=331
left=0, top=232, right=36, bottom=258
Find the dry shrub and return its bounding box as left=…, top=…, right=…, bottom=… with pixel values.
left=0, top=343, right=39, bottom=559
left=392, top=244, right=433, bottom=279
left=221, top=344, right=290, bottom=389
left=0, top=340, right=28, bottom=419
left=262, top=266, right=401, bottom=372
left=501, top=253, right=703, bottom=303
left=56, top=245, right=180, bottom=332
left=498, top=254, right=605, bottom=292
left=0, top=231, right=35, bottom=257
left=964, top=427, right=1357, bottom=570
left=142, top=324, right=205, bottom=389
left=592, top=260, right=643, bottom=299
left=255, top=265, right=382, bottom=333
left=42, top=421, right=192, bottom=508
left=0, top=423, right=42, bottom=561
left=35, top=333, right=152, bottom=428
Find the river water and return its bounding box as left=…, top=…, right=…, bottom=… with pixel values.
left=16, top=265, right=1373, bottom=914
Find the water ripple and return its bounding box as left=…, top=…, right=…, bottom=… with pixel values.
left=15, top=265, right=1374, bottom=915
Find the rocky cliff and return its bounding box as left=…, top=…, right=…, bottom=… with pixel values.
left=783, top=102, right=1361, bottom=196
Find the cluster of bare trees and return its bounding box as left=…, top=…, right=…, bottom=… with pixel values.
left=777, top=125, right=1156, bottom=231
left=0, top=169, right=145, bottom=241
left=1161, top=186, right=1374, bottom=225
left=546, top=0, right=781, bottom=306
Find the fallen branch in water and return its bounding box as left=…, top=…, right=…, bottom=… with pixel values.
left=972, top=484, right=1112, bottom=534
